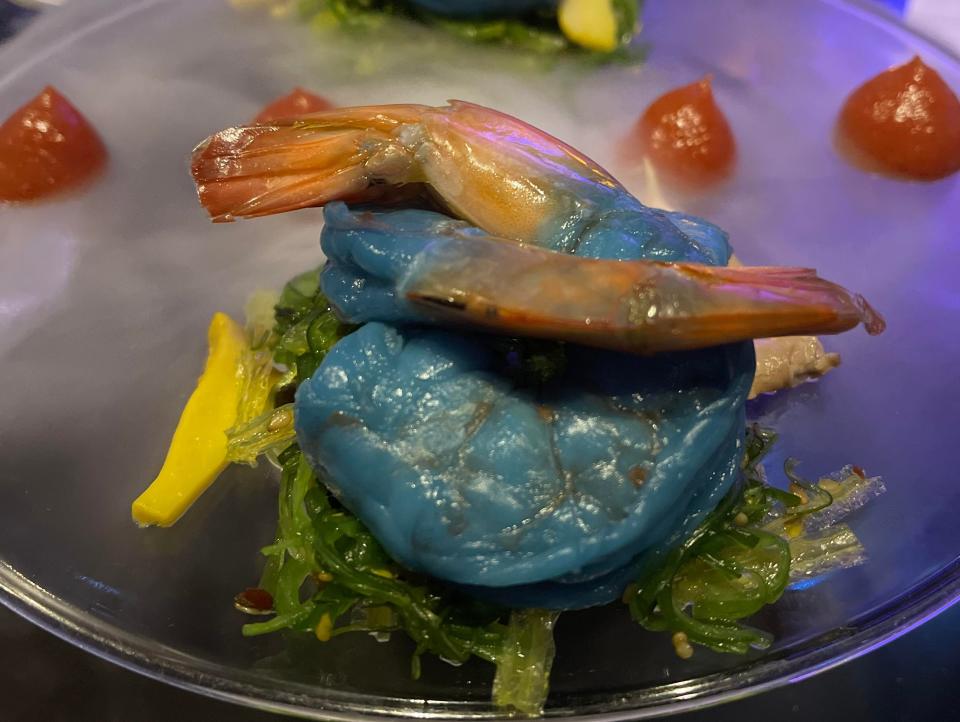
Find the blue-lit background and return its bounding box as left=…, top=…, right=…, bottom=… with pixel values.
left=877, top=0, right=909, bottom=12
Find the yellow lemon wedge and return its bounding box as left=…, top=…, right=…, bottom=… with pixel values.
left=558, top=0, right=619, bottom=53
left=132, top=312, right=249, bottom=527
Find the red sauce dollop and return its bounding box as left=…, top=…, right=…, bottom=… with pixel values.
left=254, top=87, right=334, bottom=123
left=837, top=56, right=960, bottom=180
left=632, top=76, right=736, bottom=187
left=0, top=86, right=107, bottom=203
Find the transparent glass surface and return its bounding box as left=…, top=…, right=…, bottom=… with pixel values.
left=1, top=0, right=958, bottom=718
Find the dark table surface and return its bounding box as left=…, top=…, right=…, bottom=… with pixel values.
left=2, top=1, right=959, bottom=719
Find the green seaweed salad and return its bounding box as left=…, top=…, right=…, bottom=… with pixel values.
left=222, top=267, right=884, bottom=716
left=286, top=0, right=642, bottom=57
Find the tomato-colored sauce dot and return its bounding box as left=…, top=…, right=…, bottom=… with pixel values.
left=234, top=587, right=274, bottom=614
left=837, top=56, right=960, bottom=180
left=632, top=76, right=736, bottom=188
left=0, top=85, right=107, bottom=202
left=254, top=87, right=334, bottom=123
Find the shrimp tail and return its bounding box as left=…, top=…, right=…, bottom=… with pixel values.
left=676, top=264, right=886, bottom=336
left=190, top=104, right=428, bottom=222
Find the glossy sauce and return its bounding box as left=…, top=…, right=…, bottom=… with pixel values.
left=632, top=76, right=736, bottom=187
left=837, top=56, right=960, bottom=180
left=0, top=86, right=107, bottom=202
left=254, top=87, right=334, bottom=123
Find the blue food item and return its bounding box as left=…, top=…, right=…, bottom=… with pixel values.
left=408, top=0, right=555, bottom=17
left=191, top=102, right=880, bottom=609
left=296, top=203, right=753, bottom=608
left=296, top=320, right=751, bottom=606
left=318, top=201, right=731, bottom=327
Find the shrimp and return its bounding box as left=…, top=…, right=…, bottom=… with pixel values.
left=191, top=101, right=883, bottom=353
left=191, top=101, right=622, bottom=241
left=319, top=205, right=883, bottom=353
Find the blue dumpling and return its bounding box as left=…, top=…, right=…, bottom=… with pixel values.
left=296, top=323, right=750, bottom=603
left=294, top=204, right=753, bottom=609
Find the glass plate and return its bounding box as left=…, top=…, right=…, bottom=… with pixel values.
left=1, top=0, right=958, bottom=718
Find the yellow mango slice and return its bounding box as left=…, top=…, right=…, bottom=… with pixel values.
left=132, top=312, right=248, bottom=527
left=558, top=0, right=619, bottom=53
